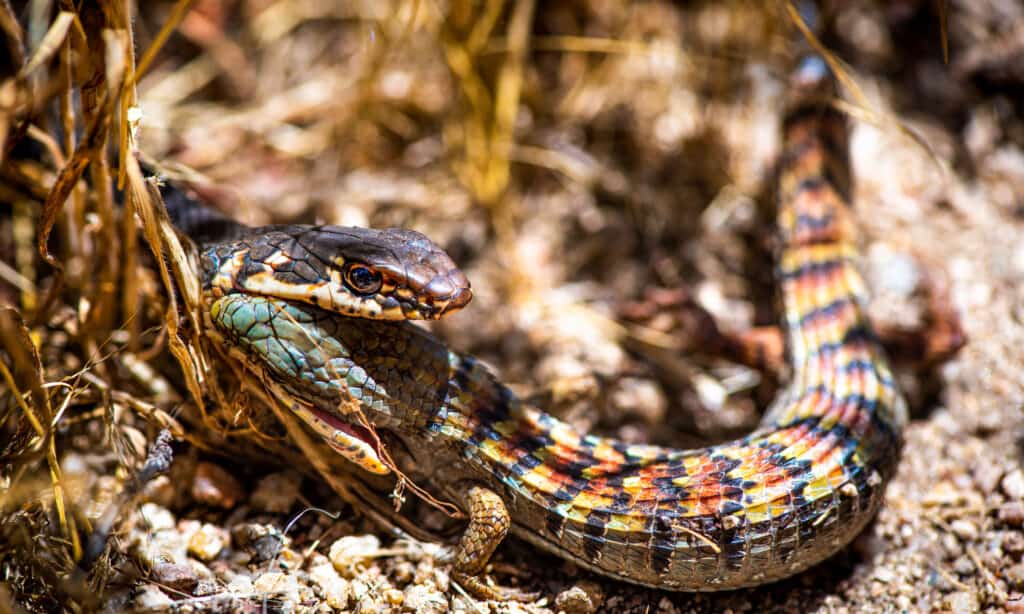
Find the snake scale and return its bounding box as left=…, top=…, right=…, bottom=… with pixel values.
left=170, top=58, right=906, bottom=596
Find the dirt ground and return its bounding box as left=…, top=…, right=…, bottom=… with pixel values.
left=2, top=1, right=1024, bottom=612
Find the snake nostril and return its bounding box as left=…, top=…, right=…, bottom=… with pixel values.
left=444, top=287, right=473, bottom=312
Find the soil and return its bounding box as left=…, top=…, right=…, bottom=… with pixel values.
left=2, top=1, right=1024, bottom=612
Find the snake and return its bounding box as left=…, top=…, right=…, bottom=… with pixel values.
left=169, top=58, right=906, bottom=596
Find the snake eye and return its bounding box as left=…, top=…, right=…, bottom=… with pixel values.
left=345, top=264, right=383, bottom=295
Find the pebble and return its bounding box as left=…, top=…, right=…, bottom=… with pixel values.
left=150, top=562, right=198, bottom=594
left=231, top=523, right=283, bottom=563
left=1003, top=469, right=1024, bottom=500
left=250, top=471, right=301, bottom=513
left=950, top=519, right=979, bottom=542
left=1004, top=531, right=1024, bottom=555
left=945, top=590, right=980, bottom=614
left=226, top=574, right=254, bottom=593
left=952, top=555, right=975, bottom=576
left=972, top=462, right=1004, bottom=494
left=555, top=585, right=596, bottom=614
left=309, top=559, right=351, bottom=610
left=139, top=503, right=176, bottom=532
left=1006, top=563, right=1024, bottom=589
left=188, top=523, right=228, bottom=561
left=383, top=588, right=404, bottom=607
left=999, top=502, right=1024, bottom=527
left=193, top=579, right=221, bottom=597
left=132, top=584, right=173, bottom=609
left=923, top=481, right=968, bottom=507
left=404, top=583, right=448, bottom=613
left=142, top=475, right=175, bottom=508
left=609, top=377, right=667, bottom=425
left=191, top=462, right=245, bottom=509
left=329, top=535, right=381, bottom=575
left=253, top=572, right=301, bottom=604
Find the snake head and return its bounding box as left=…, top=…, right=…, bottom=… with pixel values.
left=204, top=225, right=472, bottom=320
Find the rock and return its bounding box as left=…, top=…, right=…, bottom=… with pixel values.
left=226, top=574, right=254, bottom=594
left=556, top=585, right=597, bottom=614
left=923, top=481, right=968, bottom=507
left=193, top=580, right=221, bottom=597
left=250, top=471, right=301, bottom=513
left=309, top=559, right=351, bottom=610
left=188, top=523, right=228, bottom=561
left=329, top=535, right=381, bottom=576
left=150, top=562, right=198, bottom=594
left=1004, top=531, right=1024, bottom=555
left=952, top=555, right=975, bottom=576
left=945, top=590, right=979, bottom=614
left=142, top=475, right=175, bottom=508
left=950, top=519, right=979, bottom=542
left=873, top=567, right=895, bottom=583
left=610, top=378, right=667, bottom=425
left=404, top=583, right=448, bottom=614
left=132, top=584, right=173, bottom=609
left=999, top=502, right=1024, bottom=527
left=139, top=503, right=176, bottom=532
left=192, top=462, right=245, bottom=509
left=231, top=523, right=284, bottom=563
left=1003, top=469, right=1024, bottom=500
left=1006, top=563, right=1024, bottom=589
left=972, top=462, right=1003, bottom=494
left=252, top=572, right=301, bottom=604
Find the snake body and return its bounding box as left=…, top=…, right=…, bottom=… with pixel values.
left=185, top=60, right=906, bottom=592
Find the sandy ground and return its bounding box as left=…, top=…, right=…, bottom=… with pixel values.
left=3, top=1, right=1024, bottom=612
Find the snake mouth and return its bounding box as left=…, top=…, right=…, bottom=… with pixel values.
left=290, top=402, right=390, bottom=475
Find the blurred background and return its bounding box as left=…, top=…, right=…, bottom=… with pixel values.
left=2, top=1, right=1024, bottom=611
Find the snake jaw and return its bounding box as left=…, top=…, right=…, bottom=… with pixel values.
left=290, top=400, right=390, bottom=475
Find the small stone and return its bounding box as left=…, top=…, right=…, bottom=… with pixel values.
left=873, top=567, right=895, bottom=583
left=973, top=463, right=1004, bottom=494
left=250, top=471, right=301, bottom=513
left=1003, top=470, right=1024, bottom=500
left=192, top=462, right=245, bottom=509
left=226, top=574, right=254, bottom=593
left=1005, top=532, right=1024, bottom=555
left=151, top=562, right=198, bottom=594
left=133, top=584, right=173, bottom=608
left=404, top=583, right=448, bottom=614
left=139, top=503, right=176, bottom=531
left=193, top=580, right=221, bottom=597
left=929, top=569, right=955, bottom=592
left=231, top=523, right=283, bottom=563
left=329, top=535, right=381, bottom=576
left=923, top=481, right=967, bottom=507
left=188, top=523, right=228, bottom=561
left=1006, top=563, right=1024, bottom=589
left=609, top=378, right=667, bottom=425
left=945, top=590, right=979, bottom=614
left=555, top=585, right=596, bottom=614
left=309, top=560, right=351, bottom=610
left=142, top=475, right=175, bottom=508
left=950, top=519, right=979, bottom=542
left=999, top=502, right=1024, bottom=526
left=253, top=572, right=300, bottom=603
left=952, top=556, right=975, bottom=576
left=384, top=588, right=404, bottom=606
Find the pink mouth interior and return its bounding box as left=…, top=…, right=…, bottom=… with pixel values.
left=313, top=406, right=379, bottom=450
